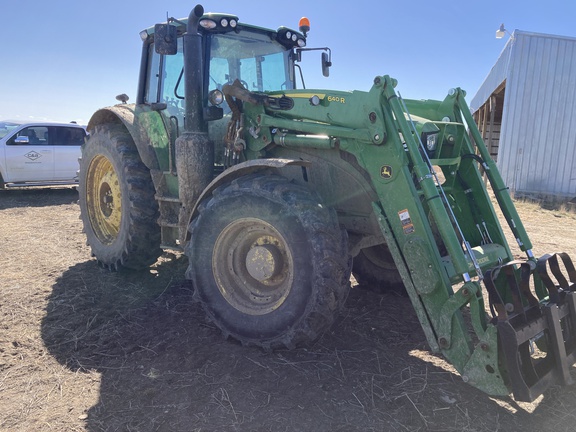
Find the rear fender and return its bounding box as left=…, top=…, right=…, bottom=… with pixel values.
left=185, top=158, right=311, bottom=243
left=86, top=105, right=166, bottom=171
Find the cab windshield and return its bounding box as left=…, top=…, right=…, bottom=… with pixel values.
left=208, top=31, right=294, bottom=94
left=145, top=28, right=294, bottom=135
left=205, top=30, right=294, bottom=165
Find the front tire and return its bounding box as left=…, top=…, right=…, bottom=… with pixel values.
left=352, top=244, right=405, bottom=294
left=78, top=124, right=161, bottom=270
left=186, top=174, right=351, bottom=349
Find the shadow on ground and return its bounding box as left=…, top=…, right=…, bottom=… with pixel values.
left=41, top=255, right=576, bottom=431
left=0, top=187, right=78, bottom=210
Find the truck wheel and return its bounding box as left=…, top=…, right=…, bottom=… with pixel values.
left=186, top=173, right=351, bottom=349
left=78, top=124, right=161, bottom=270
left=353, top=244, right=405, bottom=294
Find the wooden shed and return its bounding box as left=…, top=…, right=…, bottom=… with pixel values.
left=471, top=30, right=576, bottom=201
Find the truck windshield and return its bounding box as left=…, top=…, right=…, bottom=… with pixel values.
left=0, top=122, right=21, bottom=139
left=208, top=31, right=294, bottom=94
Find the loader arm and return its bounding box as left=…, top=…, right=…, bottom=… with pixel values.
left=234, top=75, right=576, bottom=401
left=366, top=76, right=576, bottom=401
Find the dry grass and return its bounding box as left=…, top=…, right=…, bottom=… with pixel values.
left=1, top=187, right=576, bottom=431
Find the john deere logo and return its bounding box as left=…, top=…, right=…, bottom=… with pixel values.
left=380, top=165, right=392, bottom=179
left=24, top=151, right=41, bottom=161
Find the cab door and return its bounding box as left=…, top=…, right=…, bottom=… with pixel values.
left=4, top=125, right=54, bottom=182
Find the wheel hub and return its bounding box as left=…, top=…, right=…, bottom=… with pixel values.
left=99, top=184, right=114, bottom=216
left=245, top=244, right=282, bottom=282
left=213, top=218, right=293, bottom=315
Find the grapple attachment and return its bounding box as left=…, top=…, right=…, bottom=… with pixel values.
left=485, top=253, right=576, bottom=401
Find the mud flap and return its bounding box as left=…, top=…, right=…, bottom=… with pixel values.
left=484, top=253, right=576, bottom=402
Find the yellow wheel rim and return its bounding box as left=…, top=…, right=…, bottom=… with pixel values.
left=86, top=154, right=122, bottom=245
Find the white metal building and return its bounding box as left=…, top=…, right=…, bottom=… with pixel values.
left=471, top=30, right=576, bottom=200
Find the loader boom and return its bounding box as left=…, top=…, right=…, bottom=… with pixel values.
left=236, top=75, right=576, bottom=400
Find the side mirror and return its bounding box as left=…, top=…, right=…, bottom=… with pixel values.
left=321, top=51, right=331, bottom=77
left=154, top=24, right=178, bottom=55
left=15, top=136, right=30, bottom=144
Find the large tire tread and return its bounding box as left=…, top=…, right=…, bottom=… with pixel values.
left=187, top=174, right=351, bottom=350
left=79, top=124, right=161, bottom=271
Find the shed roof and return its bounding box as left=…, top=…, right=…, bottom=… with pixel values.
left=470, top=30, right=576, bottom=112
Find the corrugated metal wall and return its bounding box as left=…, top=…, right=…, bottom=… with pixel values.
left=473, top=31, right=576, bottom=199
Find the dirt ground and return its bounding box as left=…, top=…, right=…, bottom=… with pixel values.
left=1, top=187, right=576, bottom=432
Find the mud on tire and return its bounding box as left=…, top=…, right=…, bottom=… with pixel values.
left=78, top=123, right=161, bottom=270
left=186, top=173, right=351, bottom=350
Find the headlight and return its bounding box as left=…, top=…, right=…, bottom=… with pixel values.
left=422, top=132, right=439, bottom=155
left=208, top=89, right=224, bottom=106
left=276, top=26, right=306, bottom=48
left=200, top=19, right=217, bottom=30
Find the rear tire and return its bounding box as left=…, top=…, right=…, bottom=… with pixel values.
left=78, top=124, right=161, bottom=270
left=186, top=173, right=351, bottom=349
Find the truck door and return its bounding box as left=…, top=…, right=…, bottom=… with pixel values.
left=4, top=125, right=54, bottom=182
left=50, top=126, right=85, bottom=179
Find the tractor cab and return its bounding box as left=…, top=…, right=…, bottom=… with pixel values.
left=137, top=10, right=322, bottom=153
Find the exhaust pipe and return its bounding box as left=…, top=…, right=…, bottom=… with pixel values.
left=183, top=4, right=206, bottom=133
left=176, top=4, right=214, bottom=242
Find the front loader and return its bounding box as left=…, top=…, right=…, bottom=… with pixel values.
left=78, top=5, right=576, bottom=402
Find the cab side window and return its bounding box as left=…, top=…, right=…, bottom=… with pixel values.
left=144, top=39, right=185, bottom=134
left=145, top=44, right=161, bottom=104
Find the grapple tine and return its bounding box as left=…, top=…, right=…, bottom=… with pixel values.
left=540, top=252, right=576, bottom=341
left=543, top=302, right=574, bottom=387
left=484, top=267, right=508, bottom=320
left=503, top=264, right=528, bottom=320
left=556, top=252, right=576, bottom=288
left=561, top=252, right=576, bottom=283
left=537, top=252, right=576, bottom=301
left=486, top=253, right=576, bottom=401
left=497, top=320, right=542, bottom=400
left=518, top=262, right=540, bottom=308
left=549, top=254, right=569, bottom=288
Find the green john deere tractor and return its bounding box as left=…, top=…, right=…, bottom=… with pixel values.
left=78, top=4, right=576, bottom=402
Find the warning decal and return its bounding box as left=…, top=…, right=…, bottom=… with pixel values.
left=398, top=209, right=415, bottom=235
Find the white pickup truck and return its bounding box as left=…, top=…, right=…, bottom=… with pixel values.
left=0, top=121, right=87, bottom=189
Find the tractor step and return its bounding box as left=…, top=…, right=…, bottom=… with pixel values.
left=485, top=253, right=576, bottom=402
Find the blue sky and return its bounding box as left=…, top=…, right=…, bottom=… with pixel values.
left=1, top=0, right=575, bottom=124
